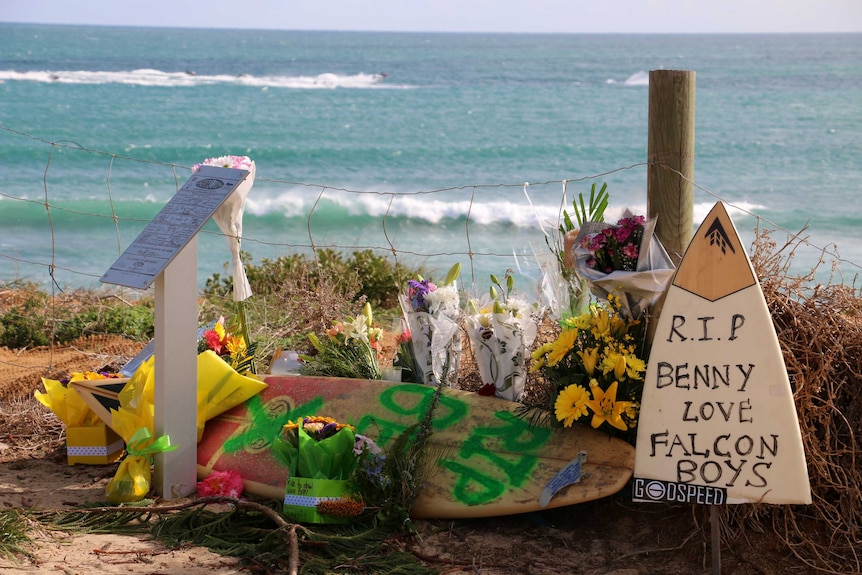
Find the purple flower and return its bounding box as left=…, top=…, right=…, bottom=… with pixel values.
left=318, top=421, right=339, bottom=440
left=407, top=278, right=436, bottom=311
left=622, top=243, right=639, bottom=260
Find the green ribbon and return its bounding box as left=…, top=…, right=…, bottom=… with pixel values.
left=125, top=427, right=179, bottom=460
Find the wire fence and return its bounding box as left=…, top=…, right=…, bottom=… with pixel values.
left=3, top=124, right=860, bottom=300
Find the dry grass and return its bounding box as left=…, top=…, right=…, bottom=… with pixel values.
left=0, top=395, right=65, bottom=459
left=720, top=227, right=862, bottom=574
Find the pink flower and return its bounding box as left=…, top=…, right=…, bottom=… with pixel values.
left=588, top=234, right=607, bottom=251
left=193, top=155, right=253, bottom=172
left=204, top=329, right=225, bottom=355
left=397, top=329, right=412, bottom=344
left=614, top=225, right=632, bottom=243
left=581, top=214, right=646, bottom=274
left=197, top=470, right=244, bottom=498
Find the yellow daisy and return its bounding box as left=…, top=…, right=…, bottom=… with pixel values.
left=554, top=384, right=590, bottom=427
left=546, top=329, right=577, bottom=367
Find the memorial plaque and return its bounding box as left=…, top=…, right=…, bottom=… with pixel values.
left=101, top=166, right=250, bottom=289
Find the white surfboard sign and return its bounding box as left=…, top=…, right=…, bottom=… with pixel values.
left=633, top=201, right=811, bottom=505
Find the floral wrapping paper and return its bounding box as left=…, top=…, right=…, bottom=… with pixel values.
left=466, top=303, right=538, bottom=402
left=400, top=300, right=462, bottom=388
left=399, top=274, right=462, bottom=387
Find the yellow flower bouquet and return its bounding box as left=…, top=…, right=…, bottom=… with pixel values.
left=531, top=293, right=646, bottom=441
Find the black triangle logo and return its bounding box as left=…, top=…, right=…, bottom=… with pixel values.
left=95, top=394, right=121, bottom=412
left=704, top=218, right=735, bottom=255
left=100, top=382, right=127, bottom=394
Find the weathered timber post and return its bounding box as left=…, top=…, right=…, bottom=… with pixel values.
left=648, top=69, right=719, bottom=574
left=647, top=69, right=696, bottom=265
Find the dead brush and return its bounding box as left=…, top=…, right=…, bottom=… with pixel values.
left=718, top=226, right=862, bottom=575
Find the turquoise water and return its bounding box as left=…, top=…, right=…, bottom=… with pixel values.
left=1, top=24, right=861, bottom=293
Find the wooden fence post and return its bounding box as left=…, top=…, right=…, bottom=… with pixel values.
left=647, top=70, right=696, bottom=264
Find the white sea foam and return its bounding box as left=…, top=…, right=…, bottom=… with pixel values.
left=0, top=69, right=399, bottom=89
left=239, top=184, right=563, bottom=228
left=245, top=190, right=767, bottom=230
left=606, top=70, right=650, bottom=86
left=624, top=71, right=650, bottom=86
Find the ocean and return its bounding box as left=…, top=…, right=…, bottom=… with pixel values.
left=1, top=24, right=861, bottom=299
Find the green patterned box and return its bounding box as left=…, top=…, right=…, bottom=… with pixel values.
left=283, top=477, right=350, bottom=524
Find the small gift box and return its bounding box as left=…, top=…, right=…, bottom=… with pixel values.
left=283, top=477, right=351, bottom=524
left=66, top=424, right=124, bottom=466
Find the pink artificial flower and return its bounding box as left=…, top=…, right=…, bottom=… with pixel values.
left=197, top=469, right=244, bottom=498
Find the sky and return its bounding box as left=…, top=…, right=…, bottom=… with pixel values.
left=3, top=0, right=862, bottom=33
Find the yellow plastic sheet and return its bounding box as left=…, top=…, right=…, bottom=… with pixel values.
left=111, top=356, right=156, bottom=443
left=195, top=350, right=267, bottom=440
left=110, top=350, right=267, bottom=443
left=35, top=377, right=101, bottom=427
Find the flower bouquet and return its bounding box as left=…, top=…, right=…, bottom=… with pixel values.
left=273, top=416, right=374, bottom=523
left=110, top=348, right=266, bottom=445
left=198, top=315, right=257, bottom=375
left=192, top=155, right=255, bottom=302
left=274, top=416, right=359, bottom=480
left=299, top=303, right=383, bottom=380
left=466, top=272, right=539, bottom=402
left=531, top=293, right=646, bottom=442
left=573, top=209, right=674, bottom=321
left=105, top=427, right=177, bottom=503
left=397, top=263, right=462, bottom=387
left=35, top=372, right=115, bottom=429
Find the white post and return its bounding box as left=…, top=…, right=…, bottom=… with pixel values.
left=153, top=237, right=199, bottom=499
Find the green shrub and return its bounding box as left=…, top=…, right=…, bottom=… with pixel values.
left=0, top=308, right=52, bottom=348
left=204, top=249, right=422, bottom=311
left=53, top=302, right=154, bottom=344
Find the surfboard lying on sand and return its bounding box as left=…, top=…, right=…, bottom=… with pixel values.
left=198, top=375, right=636, bottom=519
left=633, top=201, right=811, bottom=505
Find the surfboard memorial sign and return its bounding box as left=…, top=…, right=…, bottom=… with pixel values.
left=633, top=201, right=811, bottom=505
